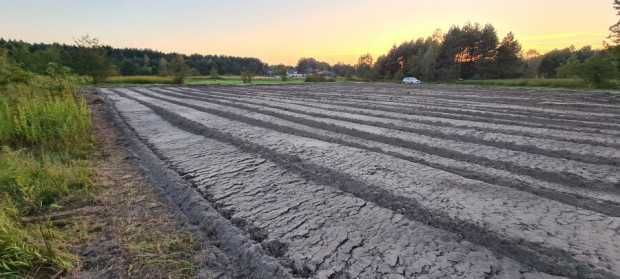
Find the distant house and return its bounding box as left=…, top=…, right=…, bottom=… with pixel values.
left=287, top=70, right=305, bottom=78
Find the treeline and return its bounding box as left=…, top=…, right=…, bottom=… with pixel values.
left=290, top=22, right=618, bottom=88
left=0, top=38, right=269, bottom=78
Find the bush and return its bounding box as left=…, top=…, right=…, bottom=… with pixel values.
left=576, top=56, right=618, bottom=88
left=304, top=74, right=336, bottom=83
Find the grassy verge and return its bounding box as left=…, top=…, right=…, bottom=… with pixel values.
left=104, top=76, right=176, bottom=85
left=185, top=75, right=306, bottom=85
left=0, top=53, right=94, bottom=277
left=454, top=78, right=620, bottom=90
left=1, top=51, right=202, bottom=277
left=102, top=75, right=349, bottom=86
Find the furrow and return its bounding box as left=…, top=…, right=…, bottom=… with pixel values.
left=204, top=86, right=620, bottom=136
left=143, top=87, right=620, bottom=216
left=104, top=89, right=558, bottom=279
left=183, top=86, right=620, bottom=148
left=163, top=86, right=620, bottom=165
left=113, top=87, right=620, bottom=279
left=147, top=87, right=620, bottom=192
left=206, top=86, right=620, bottom=126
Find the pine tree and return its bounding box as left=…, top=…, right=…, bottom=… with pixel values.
left=611, top=0, right=620, bottom=44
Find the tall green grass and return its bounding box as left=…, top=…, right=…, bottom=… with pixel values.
left=104, top=75, right=176, bottom=85
left=0, top=92, right=91, bottom=156
left=0, top=198, right=73, bottom=278
left=0, top=148, right=92, bottom=215
left=0, top=50, right=93, bottom=276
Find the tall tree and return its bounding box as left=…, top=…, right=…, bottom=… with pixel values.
left=610, top=0, right=620, bottom=44
left=72, top=35, right=114, bottom=83
left=356, top=53, right=374, bottom=81
left=168, top=54, right=189, bottom=84
left=158, top=57, right=168, bottom=76
left=494, top=32, right=524, bottom=78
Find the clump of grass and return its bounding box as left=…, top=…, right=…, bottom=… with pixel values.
left=125, top=230, right=197, bottom=278
left=0, top=197, right=73, bottom=278
left=0, top=93, right=92, bottom=156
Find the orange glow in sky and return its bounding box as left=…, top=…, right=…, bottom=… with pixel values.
left=1, top=0, right=616, bottom=65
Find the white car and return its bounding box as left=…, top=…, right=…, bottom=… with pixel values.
left=402, top=77, right=422, bottom=85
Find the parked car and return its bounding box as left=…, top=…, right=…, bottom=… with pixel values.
left=402, top=77, right=422, bottom=85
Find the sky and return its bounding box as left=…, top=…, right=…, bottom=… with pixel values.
left=0, top=0, right=616, bottom=65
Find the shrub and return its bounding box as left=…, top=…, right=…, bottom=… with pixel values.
left=576, top=55, right=618, bottom=88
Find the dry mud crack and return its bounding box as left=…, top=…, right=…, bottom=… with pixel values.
left=99, top=84, right=620, bottom=279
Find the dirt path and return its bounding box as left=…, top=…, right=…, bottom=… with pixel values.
left=67, top=92, right=234, bottom=278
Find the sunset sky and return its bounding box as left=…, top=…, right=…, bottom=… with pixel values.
left=1, top=0, right=616, bottom=65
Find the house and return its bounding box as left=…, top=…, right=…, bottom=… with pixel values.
left=287, top=70, right=305, bottom=78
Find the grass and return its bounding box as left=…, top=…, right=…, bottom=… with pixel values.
left=104, top=76, right=176, bottom=85
left=103, top=75, right=345, bottom=86
left=0, top=198, right=73, bottom=278
left=454, top=78, right=620, bottom=90
left=0, top=149, right=92, bottom=215
left=0, top=52, right=94, bottom=277
left=185, top=75, right=306, bottom=86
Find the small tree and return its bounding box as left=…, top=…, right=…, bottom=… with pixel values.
left=240, top=70, right=254, bottom=84
left=73, top=35, right=114, bottom=84
left=356, top=53, right=374, bottom=81
left=158, top=57, right=169, bottom=76
left=209, top=67, right=220, bottom=79
left=168, top=55, right=190, bottom=84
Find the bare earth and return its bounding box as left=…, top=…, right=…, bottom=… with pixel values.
left=70, top=94, right=234, bottom=278
left=98, top=84, right=620, bottom=279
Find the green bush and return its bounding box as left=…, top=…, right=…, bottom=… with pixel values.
left=576, top=55, right=618, bottom=88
